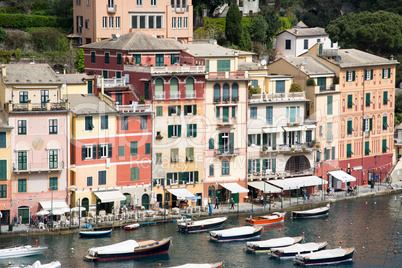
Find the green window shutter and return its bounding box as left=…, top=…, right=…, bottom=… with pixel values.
left=178, top=125, right=182, bottom=137
left=248, top=159, right=251, bottom=174
left=193, top=124, right=197, bottom=137
left=256, top=134, right=261, bottom=146
left=223, top=107, right=229, bottom=122
left=179, top=172, right=186, bottom=184
left=229, top=133, right=234, bottom=149
left=167, top=173, right=171, bottom=185
left=156, top=106, right=163, bottom=116
left=382, top=68, right=385, bottom=79
left=272, top=158, right=276, bottom=173
left=168, top=125, right=173, bottom=138
left=206, top=60, right=209, bottom=72
left=262, top=159, right=267, bottom=171
left=370, top=69, right=373, bottom=80
left=256, top=159, right=260, bottom=173
left=194, top=171, right=199, bottom=183
left=130, top=141, right=138, bottom=155
left=219, top=133, right=223, bottom=149
left=184, top=105, right=188, bottom=115
left=347, top=95, right=353, bottom=108
left=177, top=105, right=181, bottom=116
left=118, top=146, right=124, bottom=157
left=327, top=96, right=332, bottom=115
left=347, top=120, right=353, bottom=135
left=171, top=54, right=175, bottom=64
left=92, top=145, right=97, bottom=159
left=352, top=71, right=355, bottom=81
left=216, top=107, right=220, bottom=118
left=108, top=143, right=112, bottom=158
left=145, top=143, right=151, bottom=154
left=168, top=106, right=172, bottom=116
left=363, top=119, right=366, bottom=131
left=366, top=93, right=370, bottom=106
left=365, top=141, right=370, bottom=155
left=331, top=146, right=335, bottom=160
left=97, top=144, right=102, bottom=159
left=248, top=135, right=252, bottom=146
left=382, top=139, right=387, bottom=153
left=347, top=144, right=352, bottom=157
left=187, top=124, right=191, bottom=137
left=383, top=91, right=388, bottom=105
left=388, top=68, right=391, bottom=78
left=209, top=138, right=214, bottom=149
left=369, top=118, right=373, bottom=131
left=0, top=160, right=6, bottom=180
left=193, top=105, right=197, bottom=115
left=232, top=106, right=235, bottom=118
left=383, top=116, right=388, bottom=129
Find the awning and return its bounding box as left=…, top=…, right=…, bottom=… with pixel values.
left=167, top=188, right=200, bottom=199
left=94, top=191, right=126, bottom=203
left=267, top=176, right=327, bottom=190
left=283, top=126, right=307, bottom=132
left=248, top=181, right=282, bottom=193
left=328, top=170, right=356, bottom=182
left=39, top=201, right=68, bottom=211
left=219, top=183, right=249, bottom=193
left=262, top=127, right=281, bottom=133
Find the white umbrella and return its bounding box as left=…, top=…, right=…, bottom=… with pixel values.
left=71, top=207, right=86, bottom=212
left=132, top=193, right=138, bottom=206
left=150, top=191, right=156, bottom=205
left=51, top=209, right=65, bottom=215
left=36, top=210, right=50, bottom=216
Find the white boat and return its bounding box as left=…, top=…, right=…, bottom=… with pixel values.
left=28, top=260, right=61, bottom=268
left=246, top=236, right=303, bottom=253
left=294, top=247, right=355, bottom=265
left=0, top=245, right=48, bottom=259
left=178, top=217, right=227, bottom=233
left=210, top=226, right=263, bottom=242
left=292, top=204, right=330, bottom=219
left=270, top=242, right=327, bottom=259
left=169, top=262, right=223, bottom=268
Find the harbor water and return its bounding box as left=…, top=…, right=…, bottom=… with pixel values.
left=1, top=194, right=401, bottom=268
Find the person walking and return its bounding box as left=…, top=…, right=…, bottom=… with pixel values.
left=230, top=198, right=235, bottom=209
left=208, top=196, right=212, bottom=215
left=302, top=188, right=307, bottom=201
left=214, top=197, right=219, bottom=209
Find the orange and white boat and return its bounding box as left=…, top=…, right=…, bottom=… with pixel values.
left=245, top=212, right=286, bottom=225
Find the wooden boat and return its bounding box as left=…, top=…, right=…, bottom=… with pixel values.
left=294, top=247, right=355, bottom=265
left=169, top=262, right=223, bottom=268
left=210, top=226, right=263, bottom=242
left=0, top=245, right=48, bottom=259
left=292, top=204, right=330, bottom=219
left=79, top=228, right=112, bottom=237
left=27, top=260, right=61, bottom=268
left=245, top=212, right=286, bottom=225
left=84, top=237, right=171, bottom=262
left=270, top=242, right=328, bottom=259
left=246, top=236, right=303, bottom=253
left=124, top=223, right=140, bottom=230
left=178, top=216, right=227, bottom=233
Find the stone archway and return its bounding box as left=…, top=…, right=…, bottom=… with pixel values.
left=285, top=155, right=311, bottom=173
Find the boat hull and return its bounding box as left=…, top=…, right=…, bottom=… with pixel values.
left=79, top=229, right=112, bottom=237
left=296, top=250, right=354, bottom=265
left=0, top=246, right=47, bottom=259
left=271, top=244, right=327, bottom=259
left=246, top=237, right=303, bottom=253
left=210, top=228, right=262, bottom=242
left=179, top=218, right=227, bottom=233
left=292, top=208, right=329, bottom=219
left=246, top=215, right=285, bottom=226
left=124, top=224, right=139, bottom=230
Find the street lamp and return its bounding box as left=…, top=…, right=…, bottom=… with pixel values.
left=49, top=186, right=53, bottom=231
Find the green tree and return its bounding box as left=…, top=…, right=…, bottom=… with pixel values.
left=250, top=15, right=268, bottom=43
left=260, top=7, right=281, bottom=41
left=395, top=93, right=402, bottom=125
left=14, top=48, right=21, bottom=61
left=76, top=48, right=85, bottom=73
left=239, top=27, right=252, bottom=51
left=48, top=0, right=73, bottom=17
left=325, top=11, right=402, bottom=55
left=289, top=83, right=302, bottom=92
left=225, top=3, right=242, bottom=45
left=192, top=0, right=227, bottom=16
left=0, top=28, right=6, bottom=43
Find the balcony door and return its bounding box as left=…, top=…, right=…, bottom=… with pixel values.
left=41, top=90, right=49, bottom=108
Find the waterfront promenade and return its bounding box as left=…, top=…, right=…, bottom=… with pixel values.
left=1, top=183, right=401, bottom=236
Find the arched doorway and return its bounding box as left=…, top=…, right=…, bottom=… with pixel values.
left=285, top=155, right=311, bottom=173
left=208, top=185, right=216, bottom=201
left=82, top=198, right=89, bottom=217
left=141, top=194, right=149, bottom=209
left=121, top=193, right=131, bottom=207
left=157, top=194, right=162, bottom=207
left=18, top=206, right=29, bottom=224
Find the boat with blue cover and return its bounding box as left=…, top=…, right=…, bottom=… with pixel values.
left=270, top=242, right=328, bottom=259
left=294, top=247, right=355, bottom=265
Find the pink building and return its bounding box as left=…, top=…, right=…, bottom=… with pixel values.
left=73, top=0, right=193, bottom=45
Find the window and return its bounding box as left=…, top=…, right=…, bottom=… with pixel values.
left=363, top=117, right=372, bottom=132
left=121, top=116, right=128, bottom=130
left=383, top=115, right=388, bottom=130
left=365, top=141, right=371, bottom=155
left=206, top=60, right=209, bottom=72
left=104, top=52, right=110, bottom=64
left=85, top=116, right=94, bottom=131
left=98, top=170, right=106, bottom=185
left=383, top=91, right=389, bottom=105
left=222, top=84, right=229, bottom=101
left=382, top=139, right=388, bottom=153
left=184, top=17, right=188, bottom=28
left=172, top=17, right=176, bottom=29
left=133, top=54, right=141, bottom=64
left=167, top=172, right=178, bottom=185
left=382, top=68, right=391, bottom=79
left=0, top=184, right=6, bottom=198
left=155, top=54, right=164, bottom=66
left=303, top=39, right=308, bottom=49
left=140, top=16, right=146, bottom=28
left=285, top=40, right=291, bottom=49
left=49, top=149, right=58, bottom=169
left=87, top=176, right=93, bottom=186
left=18, top=120, right=27, bottom=135
left=140, top=116, right=148, bottom=129
left=184, top=105, right=196, bottom=115
left=317, top=77, right=326, bottom=91
left=316, top=151, right=321, bottom=162
left=132, top=15, right=138, bottom=28
left=222, top=107, right=229, bottom=122
left=49, top=177, right=58, bottom=191
left=324, top=148, right=331, bottom=161
left=248, top=134, right=261, bottom=146
left=222, top=160, right=229, bottom=175
left=187, top=124, right=197, bottom=137
left=91, top=52, right=96, bottom=63
left=116, top=53, right=122, bottom=65
left=131, top=167, right=139, bottom=181
left=178, top=17, right=182, bottom=28
left=156, top=153, right=162, bottom=165
left=118, top=146, right=124, bottom=157
left=217, top=60, right=230, bottom=72
left=18, top=179, right=26, bottom=193
left=186, top=147, right=194, bottom=162
left=82, top=145, right=95, bottom=160
left=319, top=126, right=323, bottom=137
left=366, top=93, right=371, bottom=107
left=232, top=106, right=236, bottom=118
left=347, top=94, right=353, bottom=109
left=232, top=83, right=238, bottom=101
left=98, top=144, right=112, bottom=158
left=347, top=120, right=353, bottom=135
left=209, top=165, right=214, bottom=176
left=365, top=69, right=373, bottom=80
left=156, top=106, right=163, bottom=116
left=109, top=17, right=114, bottom=28
left=250, top=107, right=257, bottom=119
left=148, top=16, right=154, bottom=28
left=130, top=142, right=138, bottom=155
left=168, top=125, right=181, bottom=138
left=137, top=0, right=143, bottom=6
left=213, top=84, right=221, bottom=102
left=276, top=80, right=285, bottom=93
left=347, top=143, right=353, bottom=158
left=100, top=115, right=108, bottom=130
left=327, top=95, right=333, bottom=115
left=156, top=16, right=162, bottom=28
left=266, top=106, right=273, bottom=124
left=209, top=138, right=214, bottom=149
left=168, top=105, right=180, bottom=116
left=151, top=0, right=156, bottom=6
left=0, top=132, right=5, bottom=148
left=346, top=71, right=355, bottom=82
left=171, top=148, right=179, bottom=163
left=0, top=160, right=6, bottom=180
left=102, top=17, right=107, bottom=28
left=116, top=71, right=121, bottom=79
left=306, top=130, right=312, bottom=142
left=19, top=91, right=28, bottom=103
left=116, top=17, right=120, bottom=29
left=216, top=107, right=220, bottom=118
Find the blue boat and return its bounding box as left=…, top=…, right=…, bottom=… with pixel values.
left=209, top=226, right=262, bottom=242
left=79, top=228, right=112, bottom=238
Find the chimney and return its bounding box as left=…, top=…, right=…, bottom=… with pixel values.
left=213, top=40, right=217, bottom=45
left=1, top=65, right=6, bottom=77
left=112, top=34, right=117, bottom=41
left=390, top=55, right=394, bottom=61
left=300, top=64, right=304, bottom=70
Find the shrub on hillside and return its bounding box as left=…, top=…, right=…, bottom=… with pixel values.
left=4, top=31, right=28, bottom=50
left=0, top=14, right=72, bottom=29
left=30, top=29, right=66, bottom=52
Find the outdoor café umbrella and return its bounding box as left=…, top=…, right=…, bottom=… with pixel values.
left=36, top=210, right=50, bottom=216
left=71, top=207, right=86, bottom=212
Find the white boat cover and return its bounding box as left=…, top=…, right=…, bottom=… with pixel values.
left=170, top=264, right=215, bottom=268
left=29, top=260, right=61, bottom=268
left=296, top=248, right=347, bottom=260
left=328, top=170, right=357, bottom=182
left=219, top=183, right=249, bottom=193
left=210, top=226, right=256, bottom=237
left=272, top=242, right=324, bottom=253
left=267, top=176, right=327, bottom=190
left=190, top=217, right=227, bottom=226
left=248, top=181, right=282, bottom=193
left=39, top=201, right=69, bottom=211
left=293, top=205, right=329, bottom=214
left=247, top=237, right=296, bottom=248
left=167, top=188, right=199, bottom=199
left=88, top=240, right=139, bottom=256
left=94, top=191, right=126, bottom=203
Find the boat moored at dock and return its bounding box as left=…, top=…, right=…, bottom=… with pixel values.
left=245, top=212, right=286, bottom=225
left=270, top=242, right=328, bottom=259
left=209, top=226, right=263, bottom=242
left=245, top=236, right=303, bottom=253
left=0, top=245, right=48, bottom=259
left=178, top=217, right=227, bottom=233
left=294, top=247, right=355, bottom=265
left=291, top=204, right=330, bottom=219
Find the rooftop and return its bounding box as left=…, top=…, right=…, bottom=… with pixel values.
left=1, top=64, right=62, bottom=85
left=0, top=112, right=13, bottom=130
left=68, top=94, right=117, bottom=115
left=282, top=56, right=335, bottom=76
left=185, top=43, right=254, bottom=58
left=278, top=27, right=327, bottom=37
left=80, top=32, right=184, bottom=51
left=238, top=62, right=268, bottom=71
left=57, top=74, right=93, bottom=84
left=321, top=49, right=399, bottom=68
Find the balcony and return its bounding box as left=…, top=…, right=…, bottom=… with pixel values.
left=277, top=143, right=315, bottom=153
left=327, top=134, right=333, bottom=141
left=7, top=101, right=68, bottom=112
left=107, top=4, right=117, bottom=13
left=214, top=148, right=240, bottom=157
left=185, top=91, right=196, bottom=99
left=249, top=92, right=306, bottom=103
left=170, top=91, right=181, bottom=100
left=14, top=161, right=64, bottom=173
left=286, top=116, right=303, bottom=126
left=124, top=64, right=205, bottom=74
left=207, top=71, right=246, bottom=80
left=154, top=91, right=166, bottom=100
left=116, top=102, right=152, bottom=113
left=216, top=117, right=236, bottom=126
left=172, top=6, right=188, bottom=12
left=97, top=77, right=126, bottom=88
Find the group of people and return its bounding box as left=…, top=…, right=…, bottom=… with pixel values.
left=207, top=196, right=235, bottom=215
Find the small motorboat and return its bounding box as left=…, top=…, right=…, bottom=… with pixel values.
left=124, top=223, right=140, bottom=230
left=294, top=247, right=355, bottom=265
left=270, top=242, right=328, bottom=259
left=210, top=226, right=263, bottom=242
left=27, top=260, right=61, bottom=268
left=0, top=245, right=48, bottom=259
left=169, top=262, right=223, bottom=268
left=178, top=216, right=227, bottom=233
left=79, top=228, right=112, bottom=237
left=245, top=236, right=303, bottom=253
left=245, top=212, right=286, bottom=225
left=84, top=237, right=171, bottom=262
left=292, top=204, right=330, bottom=219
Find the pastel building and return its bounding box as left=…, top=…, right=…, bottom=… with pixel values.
left=73, top=0, right=193, bottom=45
left=0, top=64, right=69, bottom=223
left=0, top=112, right=13, bottom=224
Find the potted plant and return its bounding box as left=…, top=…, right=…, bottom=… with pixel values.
left=27, top=99, right=31, bottom=103
left=234, top=98, right=238, bottom=103
left=156, top=134, right=163, bottom=140
left=225, top=98, right=229, bottom=103
left=302, top=146, right=307, bottom=151
left=290, top=147, right=296, bottom=151
left=316, top=143, right=320, bottom=148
